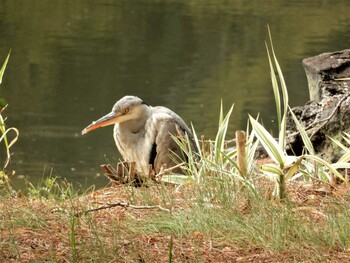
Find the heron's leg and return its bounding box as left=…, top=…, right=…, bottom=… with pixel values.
left=127, top=162, right=136, bottom=180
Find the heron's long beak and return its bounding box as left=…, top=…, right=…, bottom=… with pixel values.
left=82, top=112, right=118, bottom=135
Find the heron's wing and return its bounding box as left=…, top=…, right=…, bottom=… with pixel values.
left=152, top=106, right=193, bottom=139
left=152, top=109, right=188, bottom=174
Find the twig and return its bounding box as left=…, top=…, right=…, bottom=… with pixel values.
left=155, top=162, right=186, bottom=179
left=75, top=201, right=171, bottom=217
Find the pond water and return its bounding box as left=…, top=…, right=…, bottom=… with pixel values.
left=0, top=1, right=349, bottom=190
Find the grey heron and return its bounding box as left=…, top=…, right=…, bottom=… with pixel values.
left=82, top=96, right=193, bottom=175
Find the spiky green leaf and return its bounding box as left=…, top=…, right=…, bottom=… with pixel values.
left=261, top=164, right=284, bottom=175
left=329, top=136, right=349, bottom=152
left=267, top=26, right=288, bottom=150
left=249, top=115, right=285, bottom=166
left=0, top=50, right=11, bottom=85
left=265, top=41, right=281, bottom=129
left=304, top=154, right=346, bottom=182
left=289, top=106, right=315, bottom=155
left=338, top=151, right=350, bottom=163
left=285, top=156, right=303, bottom=181
left=214, top=104, right=234, bottom=163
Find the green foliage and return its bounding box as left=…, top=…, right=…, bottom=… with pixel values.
left=27, top=176, right=79, bottom=200
left=0, top=170, right=9, bottom=185
left=168, top=234, right=173, bottom=263
left=0, top=51, right=10, bottom=108
left=214, top=103, right=234, bottom=163
left=27, top=176, right=59, bottom=199
left=164, top=102, right=249, bottom=187
left=266, top=26, right=288, bottom=151
left=0, top=51, right=19, bottom=192
left=0, top=50, right=10, bottom=85
left=329, top=132, right=350, bottom=163
left=248, top=28, right=348, bottom=198
left=70, top=212, right=78, bottom=263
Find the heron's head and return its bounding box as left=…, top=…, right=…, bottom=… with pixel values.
left=82, top=95, right=150, bottom=134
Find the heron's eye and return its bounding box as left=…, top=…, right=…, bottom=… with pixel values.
left=123, top=108, right=129, bottom=114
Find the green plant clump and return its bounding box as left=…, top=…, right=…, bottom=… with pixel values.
left=0, top=51, right=19, bottom=192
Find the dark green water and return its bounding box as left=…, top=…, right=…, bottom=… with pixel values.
left=0, top=1, right=349, bottom=189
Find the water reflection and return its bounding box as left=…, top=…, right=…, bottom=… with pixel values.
left=0, top=1, right=349, bottom=190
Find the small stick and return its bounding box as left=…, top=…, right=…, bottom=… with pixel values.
left=155, top=162, right=186, bottom=180
left=201, top=135, right=206, bottom=158
left=236, top=130, right=247, bottom=178
left=75, top=201, right=170, bottom=216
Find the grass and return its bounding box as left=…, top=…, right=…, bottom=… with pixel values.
left=1, top=181, right=350, bottom=262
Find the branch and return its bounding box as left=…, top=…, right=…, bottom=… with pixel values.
left=75, top=201, right=171, bottom=217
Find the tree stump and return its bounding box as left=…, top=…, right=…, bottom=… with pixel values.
left=286, top=49, right=350, bottom=161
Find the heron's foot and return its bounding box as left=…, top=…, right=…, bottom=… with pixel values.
left=101, top=162, right=150, bottom=187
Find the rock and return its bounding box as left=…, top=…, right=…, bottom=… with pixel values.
left=286, top=49, right=350, bottom=161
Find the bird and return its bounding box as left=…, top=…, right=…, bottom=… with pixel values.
left=82, top=95, right=194, bottom=175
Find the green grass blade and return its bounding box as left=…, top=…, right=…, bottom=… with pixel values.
left=168, top=234, right=173, bottom=263
left=265, top=41, right=281, bottom=130
left=218, top=99, right=224, bottom=127
left=246, top=139, right=259, bottom=172
left=331, top=162, right=350, bottom=169
left=342, top=132, right=350, bottom=145
left=190, top=123, right=203, bottom=158
left=279, top=115, right=287, bottom=150
left=289, top=106, right=315, bottom=155
left=70, top=213, right=77, bottom=263
left=0, top=126, right=19, bottom=168
left=338, top=151, right=350, bottom=163
left=329, top=136, right=349, bottom=152
left=0, top=113, right=9, bottom=149
left=261, top=164, right=284, bottom=175
left=0, top=50, right=11, bottom=85
left=335, top=77, right=350, bottom=81
left=214, top=104, right=234, bottom=163
left=285, top=156, right=303, bottom=181
left=249, top=115, right=285, bottom=166
left=267, top=26, right=288, bottom=115
left=0, top=51, right=11, bottom=154
left=304, top=154, right=346, bottom=182
left=267, top=26, right=288, bottom=150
